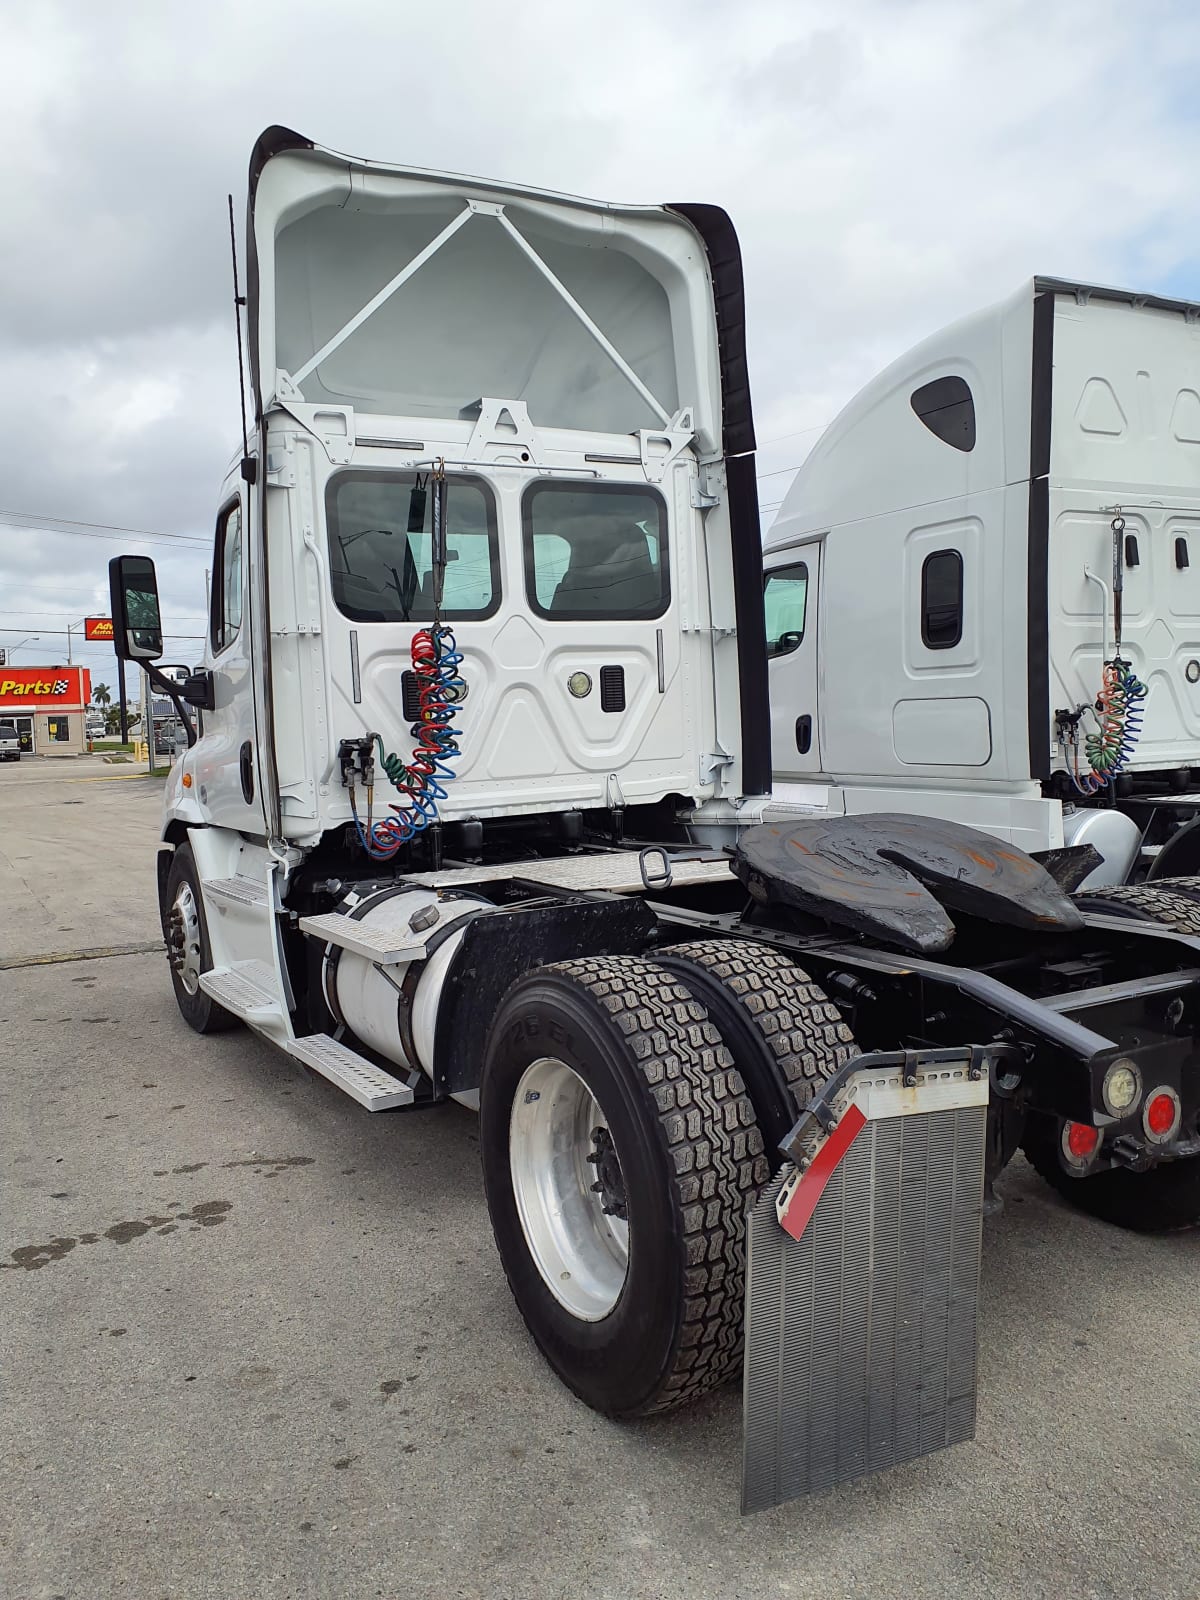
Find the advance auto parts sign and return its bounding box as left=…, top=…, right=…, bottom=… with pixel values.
left=0, top=667, right=91, bottom=710
left=84, top=617, right=113, bottom=641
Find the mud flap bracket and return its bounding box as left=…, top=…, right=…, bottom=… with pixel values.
left=742, top=1051, right=989, bottom=1513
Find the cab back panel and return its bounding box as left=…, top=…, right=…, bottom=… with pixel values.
left=240, top=133, right=756, bottom=832
left=1047, top=294, right=1200, bottom=772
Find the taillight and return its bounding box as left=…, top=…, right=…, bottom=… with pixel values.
left=1143, top=1087, right=1182, bottom=1143
left=1063, top=1121, right=1101, bottom=1165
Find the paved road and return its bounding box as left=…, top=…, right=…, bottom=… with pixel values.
left=2, top=757, right=1197, bottom=1599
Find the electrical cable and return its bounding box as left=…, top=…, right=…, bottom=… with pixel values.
left=1067, top=658, right=1147, bottom=794
left=347, top=463, right=464, bottom=860
left=1062, top=512, right=1147, bottom=793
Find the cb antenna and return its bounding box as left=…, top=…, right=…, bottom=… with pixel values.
left=227, top=193, right=256, bottom=484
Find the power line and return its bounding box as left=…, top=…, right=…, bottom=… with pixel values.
left=0, top=579, right=133, bottom=599
left=0, top=610, right=207, bottom=621
left=0, top=508, right=209, bottom=545
left=757, top=421, right=829, bottom=449
left=0, top=626, right=204, bottom=640
left=0, top=520, right=210, bottom=551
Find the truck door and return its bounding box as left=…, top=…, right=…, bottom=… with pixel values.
left=766, top=548, right=820, bottom=777
left=190, top=492, right=264, bottom=831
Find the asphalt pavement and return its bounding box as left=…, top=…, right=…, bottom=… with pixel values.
left=2, top=755, right=1197, bottom=1599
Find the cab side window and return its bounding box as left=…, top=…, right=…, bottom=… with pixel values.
left=763, top=562, right=808, bottom=657
left=921, top=549, right=963, bottom=649
left=211, top=501, right=243, bottom=653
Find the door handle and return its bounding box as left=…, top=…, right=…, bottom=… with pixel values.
left=239, top=740, right=255, bottom=805
left=795, top=715, right=812, bottom=755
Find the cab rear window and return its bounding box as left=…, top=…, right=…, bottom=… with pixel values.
left=523, top=482, right=668, bottom=620
left=326, top=471, right=500, bottom=622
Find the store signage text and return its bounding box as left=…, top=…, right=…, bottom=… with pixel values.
left=0, top=667, right=90, bottom=709
left=0, top=677, right=74, bottom=697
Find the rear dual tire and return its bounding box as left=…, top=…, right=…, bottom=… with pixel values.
left=480, top=955, right=769, bottom=1416
left=480, top=944, right=856, bottom=1415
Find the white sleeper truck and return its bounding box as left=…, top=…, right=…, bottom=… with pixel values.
left=112, top=133, right=1199, bottom=1513
left=762, top=278, right=1200, bottom=881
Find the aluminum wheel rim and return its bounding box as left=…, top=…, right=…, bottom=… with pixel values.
left=170, top=881, right=203, bottom=996
left=509, top=1057, right=630, bottom=1322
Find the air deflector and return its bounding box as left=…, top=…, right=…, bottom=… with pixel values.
left=244, top=130, right=731, bottom=451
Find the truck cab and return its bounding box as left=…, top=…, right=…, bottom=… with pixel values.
left=163, top=128, right=766, bottom=862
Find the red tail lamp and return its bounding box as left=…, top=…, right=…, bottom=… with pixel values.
left=1143, top=1088, right=1181, bottom=1142
left=1065, top=1121, right=1100, bottom=1160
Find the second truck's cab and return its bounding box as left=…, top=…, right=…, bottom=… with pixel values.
left=763, top=278, right=1200, bottom=883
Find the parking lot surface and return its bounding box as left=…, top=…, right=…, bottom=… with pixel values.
left=2, top=756, right=1197, bottom=1599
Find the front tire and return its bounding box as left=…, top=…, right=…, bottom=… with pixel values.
left=164, top=844, right=239, bottom=1035
left=480, top=955, right=767, bottom=1416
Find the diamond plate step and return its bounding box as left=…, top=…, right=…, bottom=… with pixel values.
left=288, top=1034, right=415, bottom=1111
left=198, top=960, right=280, bottom=1019
left=298, top=912, right=428, bottom=965
left=204, top=876, right=268, bottom=908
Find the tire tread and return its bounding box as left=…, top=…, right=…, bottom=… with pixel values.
left=660, top=939, right=858, bottom=1112
left=543, top=954, right=768, bottom=1411
left=1076, top=881, right=1200, bottom=935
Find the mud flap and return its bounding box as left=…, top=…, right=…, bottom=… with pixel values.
left=742, top=1053, right=989, bottom=1513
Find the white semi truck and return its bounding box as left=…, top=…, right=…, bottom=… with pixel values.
left=761, top=278, right=1200, bottom=882
left=111, top=131, right=1199, bottom=1514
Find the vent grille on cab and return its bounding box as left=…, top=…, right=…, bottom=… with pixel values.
left=600, top=665, right=626, bottom=713
left=401, top=670, right=422, bottom=724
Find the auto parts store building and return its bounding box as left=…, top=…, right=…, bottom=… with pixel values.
left=0, top=667, right=93, bottom=755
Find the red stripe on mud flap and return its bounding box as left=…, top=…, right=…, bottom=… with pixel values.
left=778, top=1103, right=868, bottom=1242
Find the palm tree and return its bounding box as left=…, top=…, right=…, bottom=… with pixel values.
left=92, top=683, right=112, bottom=709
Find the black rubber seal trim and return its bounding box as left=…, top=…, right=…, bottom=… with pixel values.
left=664, top=203, right=755, bottom=456
left=727, top=452, right=771, bottom=795
left=1027, top=289, right=1054, bottom=779
left=663, top=205, right=765, bottom=791
left=245, top=125, right=315, bottom=421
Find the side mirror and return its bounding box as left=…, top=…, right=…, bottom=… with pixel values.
left=181, top=669, right=215, bottom=711
left=108, top=554, right=164, bottom=661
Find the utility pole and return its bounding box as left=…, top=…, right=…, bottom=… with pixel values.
left=144, top=669, right=157, bottom=775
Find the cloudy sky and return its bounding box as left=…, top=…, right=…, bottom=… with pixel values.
left=2, top=0, right=1198, bottom=702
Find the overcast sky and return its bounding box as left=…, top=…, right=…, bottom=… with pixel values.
left=2, top=0, right=1198, bottom=702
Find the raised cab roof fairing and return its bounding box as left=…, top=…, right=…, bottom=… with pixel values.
left=244, top=126, right=755, bottom=458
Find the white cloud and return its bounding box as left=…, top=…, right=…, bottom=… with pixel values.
left=1, top=0, right=1197, bottom=633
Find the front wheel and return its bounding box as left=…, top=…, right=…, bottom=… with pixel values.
left=163, top=844, right=239, bottom=1035
left=480, top=956, right=767, bottom=1416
